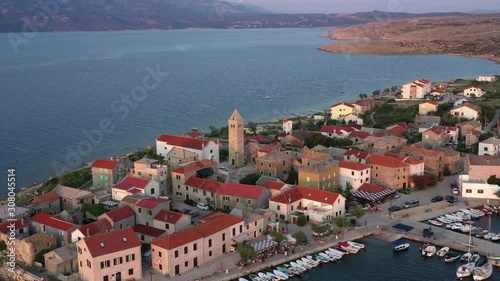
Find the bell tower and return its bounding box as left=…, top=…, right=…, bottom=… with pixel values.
left=228, top=109, right=245, bottom=167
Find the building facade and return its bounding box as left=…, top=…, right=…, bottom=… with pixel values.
left=298, top=161, right=339, bottom=191
left=367, top=155, right=410, bottom=190
left=339, top=161, right=371, bottom=190
left=229, top=109, right=245, bottom=167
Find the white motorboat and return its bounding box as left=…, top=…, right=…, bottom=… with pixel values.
left=428, top=219, right=443, bottom=226
left=328, top=248, right=347, bottom=256
left=425, top=245, right=437, bottom=257
left=491, top=234, right=500, bottom=242
left=302, top=257, right=318, bottom=267
left=258, top=272, right=272, bottom=281
left=394, top=243, right=410, bottom=251
left=347, top=241, right=365, bottom=249
left=325, top=250, right=342, bottom=259
left=313, top=254, right=330, bottom=263
left=296, top=259, right=312, bottom=270
left=473, top=262, right=493, bottom=281
left=445, top=214, right=462, bottom=222
left=265, top=272, right=281, bottom=281
left=462, top=253, right=473, bottom=263
left=445, top=252, right=461, bottom=263
left=437, top=247, right=449, bottom=257
left=484, top=232, right=496, bottom=240
left=292, top=260, right=309, bottom=270
left=338, top=242, right=359, bottom=254
left=451, top=223, right=464, bottom=231
left=277, top=266, right=294, bottom=277
left=460, top=224, right=474, bottom=233
left=285, top=263, right=303, bottom=274
left=273, top=270, right=289, bottom=280
left=457, top=262, right=476, bottom=278
left=436, top=217, right=452, bottom=224
left=319, top=252, right=336, bottom=262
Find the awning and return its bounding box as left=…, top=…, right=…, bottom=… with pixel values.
left=392, top=223, right=414, bottom=232
left=351, top=188, right=396, bottom=202
left=100, top=200, right=118, bottom=207
left=252, top=239, right=278, bottom=252
left=232, top=232, right=250, bottom=243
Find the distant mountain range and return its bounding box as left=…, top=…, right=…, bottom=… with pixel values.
left=0, top=0, right=477, bottom=33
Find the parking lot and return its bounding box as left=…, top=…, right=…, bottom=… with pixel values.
left=171, top=199, right=214, bottom=223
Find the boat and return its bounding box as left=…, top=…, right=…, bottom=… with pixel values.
left=239, top=278, right=250, bottom=281
left=483, top=232, right=496, bottom=240
left=325, top=250, right=342, bottom=259
left=265, top=96, right=270, bottom=100
left=437, top=217, right=452, bottom=224
left=273, top=269, right=289, bottom=280
left=318, top=252, right=335, bottom=262
left=296, top=259, right=312, bottom=270
left=473, top=261, right=493, bottom=280
left=265, top=272, right=281, bottom=281
left=445, top=252, right=461, bottom=263
left=462, top=253, right=473, bottom=263
left=347, top=241, right=365, bottom=249
left=277, top=266, right=294, bottom=277
left=284, top=263, right=302, bottom=275
left=437, top=247, right=449, bottom=257
left=428, top=219, right=443, bottom=226
left=338, top=242, right=359, bottom=254
left=290, top=261, right=307, bottom=271
left=257, top=272, right=271, bottom=281
left=425, top=245, right=437, bottom=257
left=491, top=234, right=500, bottom=242
left=476, top=230, right=488, bottom=238
left=457, top=262, right=476, bottom=278
left=487, top=256, right=500, bottom=267
left=249, top=274, right=261, bottom=281
left=302, top=257, right=318, bottom=267
left=328, top=247, right=347, bottom=256
left=393, top=239, right=410, bottom=251
left=471, top=254, right=481, bottom=263
left=314, top=254, right=330, bottom=263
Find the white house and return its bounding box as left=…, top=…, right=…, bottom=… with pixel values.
left=282, top=119, right=293, bottom=134
left=339, top=160, right=371, bottom=190
left=454, top=98, right=471, bottom=108
left=450, top=104, right=481, bottom=120
left=478, top=137, right=500, bottom=156
left=330, top=102, right=354, bottom=120
left=476, top=76, right=496, bottom=82
left=464, top=86, right=485, bottom=98
left=430, top=90, right=445, bottom=97
left=459, top=175, right=500, bottom=200
left=441, top=126, right=459, bottom=143
left=401, top=79, right=432, bottom=99
left=341, top=114, right=363, bottom=126
left=156, top=134, right=219, bottom=163
left=111, top=176, right=159, bottom=201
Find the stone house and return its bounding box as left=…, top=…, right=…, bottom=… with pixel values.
left=465, top=130, right=482, bottom=146
left=28, top=191, right=60, bottom=215
left=298, top=160, right=339, bottom=192
left=171, top=160, right=218, bottom=199
left=153, top=210, right=192, bottom=235
left=0, top=219, right=29, bottom=239
left=400, top=146, right=446, bottom=177
left=229, top=204, right=275, bottom=240
left=132, top=224, right=167, bottom=243
left=456, top=120, right=482, bottom=140
left=130, top=157, right=169, bottom=196
left=44, top=243, right=78, bottom=277
left=360, top=134, right=408, bottom=153
left=367, top=154, right=410, bottom=190
left=30, top=212, right=79, bottom=247
left=301, top=150, right=332, bottom=166
left=98, top=206, right=136, bottom=230
left=120, top=195, right=171, bottom=227
left=111, top=175, right=160, bottom=201
left=384, top=152, right=425, bottom=177
left=422, top=127, right=451, bottom=146
left=466, top=155, right=500, bottom=180
left=0, top=232, right=57, bottom=265
left=256, top=149, right=293, bottom=180
left=343, top=149, right=370, bottom=164
left=216, top=182, right=271, bottom=210
left=181, top=177, right=221, bottom=207
left=54, top=184, right=95, bottom=213
left=418, top=101, right=439, bottom=115
left=414, top=115, right=442, bottom=133
left=339, top=160, right=371, bottom=190
left=71, top=218, right=113, bottom=243
left=91, top=159, right=124, bottom=190
left=156, top=134, right=219, bottom=164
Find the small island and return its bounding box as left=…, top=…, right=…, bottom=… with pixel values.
left=318, top=14, right=500, bottom=63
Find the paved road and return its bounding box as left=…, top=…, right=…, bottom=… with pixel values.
left=483, top=108, right=500, bottom=134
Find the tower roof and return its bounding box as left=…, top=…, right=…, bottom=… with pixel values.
left=229, top=109, right=243, bottom=121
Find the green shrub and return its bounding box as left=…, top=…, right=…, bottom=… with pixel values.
left=296, top=214, right=307, bottom=226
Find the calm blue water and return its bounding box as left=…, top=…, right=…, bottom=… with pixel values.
left=1, top=28, right=500, bottom=195
left=282, top=237, right=500, bottom=281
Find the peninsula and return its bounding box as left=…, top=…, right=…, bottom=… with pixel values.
left=318, top=14, right=500, bottom=63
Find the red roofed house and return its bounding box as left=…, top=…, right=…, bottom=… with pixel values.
left=256, top=149, right=293, bottom=180
left=400, top=146, right=446, bottom=177
left=450, top=103, right=482, bottom=120
left=349, top=131, right=370, bottom=144
left=112, top=175, right=158, bottom=201
left=344, top=149, right=370, bottom=164
left=465, top=130, right=482, bottom=147
left=151, top=212, right=245, bottom=276
left=442, top=126, right=459, bottom=143
left=419, top=101, right=439, bottom=115
left=91, top=158, right=124, bottom=190
left=259, top=180, right=291, bottom=196
left=0, top=219, right=29, bottom=239
left=182, top=177, right=222, bottom=207
left=464, top=86, right=485, bottom=98
left=217, top=182, right=271, bottom=211
left=301, top=150, right=332, bottom=166
left=339, top=160, right=371, bottom=189
left=268, top=186, right=345, bottom=223
left=281, top=130, right=314, bottom=147
left=156, top=133, right=219, bottom=164
left=171, top=159, right=218, bottom=199
left=76, top=227, right=142, bottom=281
left=422, top=127, right=451, bottom=146
left=98, top=206, right=135, bottom=230
left=71, top=218, right=113, bottom=243
left=153, top=210, right=191, bottom=235
left=352, top=98, right=375, bottom=113
left=29, top=191, right=60, bottom=215
left=132, top=224, right=167, bottom=243
left=456, top=120, right=482, bottom=140
left=283, top=119, right=293, bottom=134
left=30, top=212, right=79, bottom=246
left=384, top=152, right=424, bottom=177
left=367, top=155, right=410, bottom=189
left=402, top=79, right=431, bottom=99
left=360, top=134, right=408, bottom=153
left=120, top=195, right=171, bottom=226
left=130, top=157, right=169, bottom=196
left=183, top=128, right=204, bottom=139
left=298, top=161, right=339, bottom=192
left=320, top=125, right=354, bottom=138
left=330, top=102, right=354, bottom=120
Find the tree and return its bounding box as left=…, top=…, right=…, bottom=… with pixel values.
left=488, top=175, right=500, bottom=186
left=411, top=174, right=438, bottom=190
left=372, top=90, right=381, bottom=96
left=236, top=243, right=257, bottom=261
left=239, top=173, right=260, bottom=185
left=443, top=165, right=451, bottom=177
left=59, top=168, right=92, bottom=188
left=271, top=231, right=287, bottom=244
left=292, top=231, right=307, bottom=244
left=219, top=148, right=229, bottom=162
left=343, top=182, right=353, bottom=201
left=350, top=206, right=366, bottom=220
left=311, top=224, right=330, bottom=236
left=296, top=214, right=307, bottom=226
left=332, top=217, right=350, bottom=232
left=285, top=170, right=298, bottom=184
left=34, top=248, right=53, bottom=266
left=81, top=203, right=106, bottom=217
left=247, top=122, right=257, bottom=135
left=0, top=240, right=6, bottom=251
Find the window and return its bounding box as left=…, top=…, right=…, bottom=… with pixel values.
left=78, top=247, right=82, bottom=254
left=101, top=260, right=111, bottom=269
left=159, top=251, right=162, bottom=257
left=268, top=172, right=272, bottom=176
left=141, top=235, right=145, bottom=241
left=247, top=199, right=251, bottom=205
left=351, top=171, right=354, bottom=176
left=277, top=205, right=280, bottom=211
left=268, top=163, right=272, bottom=168
left=186, top=186, right=189, bottom=191
left=113, top=257, right=123, bottom=265
left=236, top=198, right=240, bottom=203
left=87, top=259, right=91, bottom=268
left=209, top=250, right=212, bottom=257
left=222, top=233, right=226, bottom=241
left=159, top=264, right=163, bottom=270
left=184, top=246, right=188, bottom=254
left=150, top=188, right=155, bottom=194
left=240, top=225, right=243, bottom=233
left=223, top=196, right=230, bottom=201
left=129, top=268, right=134, bottom=275
left=193, top=243, right=197, bottom=251
left=177, top=185, right=180, bottom=189
left=185, top=261, right=188, bottom=267
left=478, top=190, right=484, bottom=194
left=465, top=189, right=472, bottom=193
left=176, top=175, right=181, bottom=180
left=165, top=223, right=169, bottom=229
left=232, top=228, right=236, bottom=236
left=175, top=250, right=179, bottom=258
left=208, top=239, right=212, bottom=247
left=376, top=173, right=378, bottom=177
left=138, top=208, right=141, bottom=213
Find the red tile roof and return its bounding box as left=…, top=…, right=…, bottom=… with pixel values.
left=157, top=134, right=210, bottom=150
left=269, top=188, right=303, bottom=204
left=419, top=79, right=431, bottom=84
left=102, top=206, right=135, bottom=222
left=245, top=135, right=270, bottom=144
left=421, top=101, right=438, bottom=106
left=344, top=149, right=370, bottom=159
left=113, top=176, right=150, bottom=191
left=384, top=152, right=424, bottom=165
left=217, top=183, right=265, bottom=200
left=385, top=126, right=407, bottom=135
left=154, top=210, right=186, bottom=224
left=367, top=154, right=409, bottom=169
left=184, top=130, right=203, bottom=138
left=135, top=197, right=169, bottom=209
left=401, top=146, right=443, bottom=158
left=30, top=191, right=59, bottom=206
left=185, top=177, right=223, bottom=193
left=320, top=125, right=354, bottom=134
left=132, top=224, right=166, bottom=237
left=283, top=119, right=291, bottom=122
left=357, top=183, right=386, bottom=194
left=258, top=142, right=283, bottom=153
left=152, top=212, right=243, bottom=250
left=76, top=218, right=112, bottom=238
left=471, top=130, right=482, bottom=136
left=171, top=159, right=217, bottom=175
left=465, top=85, right=481, bottom=90
left=31, top=213, right=75, bottom=231
left=330, top=102, right=353, bottom=108
left=0, top=220, right=27, bottom=233
left=349, top=131, right=370, bottom=139
left=339, top=160, right=370, bottom=171
left=82, top=227, right=141, bottom=258
left=92, top=159, right=119, bottom=169
left=441, top=126, right=458, bottom=132
left=270, top=186, right=341, bottom=205
left=261, top=180, right=287, bottom=191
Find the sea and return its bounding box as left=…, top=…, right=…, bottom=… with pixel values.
left=1, top=28, right=500, bottom=196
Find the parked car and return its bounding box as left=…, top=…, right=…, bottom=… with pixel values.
left=184, top=199, right=197, bottom=206
left=180, top=208, right=191, bottom=215
left=388, top=206, right=403, bottom=212
left=349, top=218, right=357, bottom=227
left=451, top=187, right=459, bottom=195
left=445, top=195, right=457, bottom=204
left=398, top=188, right=411, bottom=195
left=362, top=203, right=371, bottom=211
left=347, top=201, right=363, bottom=207
left=188, top=210, right=200, bottom=217
left=431, top=195, right=444, bottom=203
left=197, top=202, right=209, bottom=210
left=403, top=200, right=419, bottom=209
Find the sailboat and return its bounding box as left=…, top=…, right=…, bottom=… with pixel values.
left=472, top=217, right=493, bottom=281
left=457, top=223, right=476, bottom=279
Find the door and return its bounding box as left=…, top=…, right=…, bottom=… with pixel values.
left=116, top=272, right=121, bottom=281
left=222, top=244, right=226, bottom=253
left=403, top=182, right=407, bottom=189
left=186, top=194, right=190, bottom=200
left=175, top=265, right=180, bottom=275
left=194, top=257, right=198, bottom=267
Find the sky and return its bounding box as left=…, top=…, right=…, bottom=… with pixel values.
left=241, top=0, right=500, bottom=14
